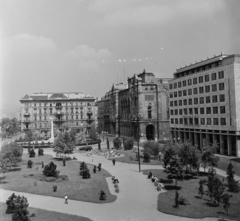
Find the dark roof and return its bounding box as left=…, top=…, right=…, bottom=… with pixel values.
left=21, top=94, right=30, bottom=100
left=30, top=95, right=48, bottom=100
left=49, top=93, right=68, bottom=99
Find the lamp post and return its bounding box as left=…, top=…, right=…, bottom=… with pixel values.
left=137, top=114, right=141, bottom=172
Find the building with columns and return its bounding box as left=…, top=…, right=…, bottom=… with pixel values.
left=20, top=92, right=98, bottom=134
left=97, top=70, right=172, bottom=141
left=169, top=53, right=240, bottom=156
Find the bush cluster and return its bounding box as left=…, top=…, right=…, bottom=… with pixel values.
left=79, top=162, right=91, bottom=179
left=113, top=137, right=122, bottom=150
left=123, top=137, right=134, bottom=150
left=43, top=162, right=59, bottom=178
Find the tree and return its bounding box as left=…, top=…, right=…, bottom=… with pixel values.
left=29, top=148, right=35, bottom=158
left=221, top=193, right=232, bottom=215
left=69, top=128, right=77, bottom=143
left=212, top=177, right=225, bottom=206
left=113, top=137, right=122, bottom=150
left=0, top=118, right=21, bottom=138
left=198, top=180, right=205, bottom=198
left=226, top=162, right=239, bottom=192
left=38, top=148, right=44, bottom=156
left=163, top=147, right=176, bottom=168
left=88, top=126, right=99, bottom=141
left=143, top=152, right=150, bottom=163
left=166, top=155, right=183, bottom=186
left=106, top=138, right=110, bottom=150
left=123, top=137, right=134, bottom=150
left=143, top=141, right=160, bottom=158
left=6, top=193, right=29, bottom=214
left=79, top=162, right=90, bottom=179
left=43, top=162, right=59, bottom=178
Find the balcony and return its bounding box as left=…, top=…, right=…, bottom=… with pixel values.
left=55, top=106, right=62, bottom=110
left=53, top=118, right=65, bottom=124
left=22, top=119, right=31, bottom=125
left=23, top=113, right=30, bottom=117
left=54, top=111, right=64, bottom=116
left=86, top=118, right=94, bottom=124
left=87, top=111, right=93, bottom=116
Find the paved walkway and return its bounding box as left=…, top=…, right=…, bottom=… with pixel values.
left=1, top=144, right=234, bottom=221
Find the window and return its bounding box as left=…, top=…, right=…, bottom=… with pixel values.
left=193, top=88, right=198, bottom=94
left=205, top=74, right=209, bottom=82
left=175, top=118, right=178, bottom=124
left=193, top=78, right=197, bottom=85
left=189, top=118, right=193, bottom=125
left=34, top=117, right=37, bottom=121
left=207, top=118, right=211, bottom=125
left=179, top=118, right=183, bottom=124
left=212, top=95, right=218, bottom=103
left=220, top=94, right=225, bottom=102
left=188, top=99, right=192, bottom=105
left=200, top=108, right=204, bottom=114
left=205, top=85, right=210, bottom=93
left=184, top=118, right=188, bottom=125
left=189, top=108, right=193, bottom=115
left=175, top=109, right=178, bottom=115
left=211, top=73, right=216, bottom=80
left=179, top=109, right=183, bottom=115
left=194, top=118, right=199, bottom=125
left=174, top=92, right=177, bottom=97
left=179, top=100, right=182, bottom=106
left=220, top=106, right=226, bottom=114
left=81, top=115, right=83, bottom=119
left=213, top=107, right=218, bottom=114
left=206, top=107, right=211, bottom=114
left=212, top=84, right=217, bottom=92
left=170, top=110, right=174, bottom=115
left=213, top=118, right=219, bottom=125
left=183, top=90, right=187, bottom=96
left=183, top=99, right=187, bottom=105
left=194, top=98, right=198, bottom=104
left=148, top=105, right=152, bottom=119
left=200, top=118, right=205, bottom=125
left=194, top=108, right=198, bottom=114
left=218, top=71, right=224, bottom=79
left=169, top=84, right=172, bottom=89
left=76, top=122, right=78, bottom=126
left=219, top=83, right=225, bottom=91
left=170, top=101, right=173, bottom=107
left=188, top=89, right=192, bottom=95
left=50, top=109, right=52, bottom=114
left=178, top=82, right=182, bottom=88
left=76, top=115, right=78, bottom=119
left=170, top=93, right=173, bottom=98
left=220, top=118, right=226, bottom=125
left=183, top=80, right=186, bottom=87
left=178, top=91, right=182, bottom=97
left=174, top=83, right=177, bottom=89
left=171, top=118, right=174, bottom=123
left=188, top=79, right=192, bottom=86
left=200, top=97, right=204, bottom=104
left=206, top=96, right=211, bottom=103
left=199, top=76, right=203, bottom=83
left=174, top=101, right=178, bottom=106
left=184, top=108, right=187, bottom=115
left=199, top=87, right=204, bottom=94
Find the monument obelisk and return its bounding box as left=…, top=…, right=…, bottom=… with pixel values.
left=48, top=117, right=54, bottom=143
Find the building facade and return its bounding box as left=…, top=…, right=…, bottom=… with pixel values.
left=97, top=70, right=171, bottom=141
left=169, top=54, right=240, bottom=156
left=20, top=92, right=98, bottom=133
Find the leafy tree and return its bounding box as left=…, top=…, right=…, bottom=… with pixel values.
left=0, top=118, right=21, bottom=137
left=198, top=179, right=205, bottom=198
left=143, top=141, right=160, bottom=158
left=166, top=155, right=183, bottom=186
left=69, top=128, right=77, bottom=143
left=27, top=160, right=33, bottom=168
left=205, top=167, right=216, bottom=201
left=113, top=137, right=122, bottom=150
left=88, top=126, right=99, bottom=141
left=29, top=148, right=35, bottom=158
left=212, top=177, right=225, bottom=206
left=163, top=147, right=176, bottom=168
left=99, top=190, right=106, bottom=200
left=123, top=137, right=134, bottom=150
left=79, top=162, right=90, bottom=178
left=43, top=162, right=59, bottom=178
left=24, top=131, right=33, bottom=141
left=221, top=193, right=232, bottom=215
left=226, top=162, right=239, bottom=192
left=38, top=148, right=44, bottom=156
left=143, top=152, right=150, bottom=163
left=96, top=126, right=102, bottom=134
left=6, top=193, right=29, bottom=214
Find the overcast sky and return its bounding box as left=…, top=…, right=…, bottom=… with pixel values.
left=1, top=0, right=240, bottom=109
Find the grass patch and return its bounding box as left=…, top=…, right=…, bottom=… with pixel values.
left=1, top=154, right=116, bottom=204
left=0, top=202, right=92, bottom=221
left=111, top=150, right=162, bottom=165
left=142, top=169, right=240, bottom=219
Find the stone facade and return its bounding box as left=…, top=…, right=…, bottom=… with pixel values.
left=169, top=54, right=240, bottom=156
left=97, top=70, right=172, bottom=141
left=20, top=92, right=98, bottom=133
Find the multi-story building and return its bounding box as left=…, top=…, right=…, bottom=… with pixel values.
left=20, top=92, right=98, bottom=133
left=97, top=70, right=171, bottom=141
left=169, top=53, right=240, bottom=156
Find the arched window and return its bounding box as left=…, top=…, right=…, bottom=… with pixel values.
left=148, top=104, right=152, bottom=119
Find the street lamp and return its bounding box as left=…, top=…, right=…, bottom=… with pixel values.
left=137, top=113, right=141, bottom=172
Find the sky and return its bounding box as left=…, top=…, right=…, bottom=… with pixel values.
left=0, top=0, right=240, bottom=111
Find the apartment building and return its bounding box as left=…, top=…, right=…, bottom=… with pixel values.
left=169, top=53, right=240, bottom=156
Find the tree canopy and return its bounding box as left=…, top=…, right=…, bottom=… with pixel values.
left=0, top=118, right=21, bottom=138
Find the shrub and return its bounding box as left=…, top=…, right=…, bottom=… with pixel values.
left=99, top=190, right=106, bottom=200
left=27, top=160, right=33, bottom=168
left=53, top=185, right=57, bottom=192
left=79, top=146, right=92, bottom=151
left=123, top=137, right=134, bottom=150
left=43, top=162, right=59, bottom=178
left=143, top=152, right=150, bottom=163
left=29, top=149, right=35, bottom=158
left=143, top=141, right=160, bottom=158
left=178, top=196, right=188, bottom=205
left=12, top=208, right=30, bottom=221
left=228, top=180, right=240, bottom=193
left=38, top=148, right=44, bottom=156
left=79, top=162, right=91, bottom=179
left=113, top=137, right=122, bottom=150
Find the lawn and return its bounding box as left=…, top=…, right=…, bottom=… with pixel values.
left=142, top=169, right=240, bottom=219
left=0, top=153, right=116, bottom=203
left=0, top=202, right=92, bottom=221
left=110, top=149, right=162, bottom=165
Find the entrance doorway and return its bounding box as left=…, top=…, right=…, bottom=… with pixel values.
left=146, top=125, right=155, bottom=140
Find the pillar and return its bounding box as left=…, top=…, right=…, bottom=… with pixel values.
left=189, top=132, right=193, bottom=143
left=200, top=133, right=203, bottom=149
left=220, top=134, right=224, bottom=154
left=236, top=136, right=240, bottom=157
left=206, top=133, right=210, bottom=143
left=174, top=131, right=177, bottom=143
left=184, top=131, right=187, bottom=142
left=179, top=131, right=183, bottom=142
left=227, top=135, right=232, bottom=156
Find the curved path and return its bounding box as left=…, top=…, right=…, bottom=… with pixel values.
left=1, top=144, right=227, bottom=221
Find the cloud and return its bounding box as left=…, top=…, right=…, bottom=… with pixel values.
left=66, top=44, right=112, bottom=61
left=87, top=0, right=226, bottom=26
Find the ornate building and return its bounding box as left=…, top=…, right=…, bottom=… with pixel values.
left=97, top=70, right=171, bottom=141
left=20, top=92, right=98, bottom=133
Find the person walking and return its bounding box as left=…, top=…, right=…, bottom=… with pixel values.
left=112, top=159, right=116, bottom=166
left=64, top=195, right=68, bottom=204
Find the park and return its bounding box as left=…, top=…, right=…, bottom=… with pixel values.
left=1, top=127, right=240, bottom=221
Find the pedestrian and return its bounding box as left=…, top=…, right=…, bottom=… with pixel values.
left=112, top=159, right=116, bottom=166
left=64, top=195, right=68, bottom=204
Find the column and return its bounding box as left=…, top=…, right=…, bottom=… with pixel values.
left=189, top=132, right=193, bottom=143
left=236, top=136, right=240, bottom=157
left=200, top=133, right=203, bottom=149
left=220, top=134, right=224, bottom=154
left=174, top=131, right=177, bottom=143
left=227, top=135, right=232, bottom=156
left=184, top=131, right=187, bottom=142
left=179, top=131, right=183, bottom=142
left=194, top=132, right=198, bottom=146
left=206, top=133, right=210, bottom=143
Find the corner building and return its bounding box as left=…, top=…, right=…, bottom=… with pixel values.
left=20, top=92, right=98, bottom=133
left=169, top=54, right=240, bottom=156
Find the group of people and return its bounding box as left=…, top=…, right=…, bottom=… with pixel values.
left=112, top=176, right=120, bottom=192
left=147, top=172, right=164, bottom=191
